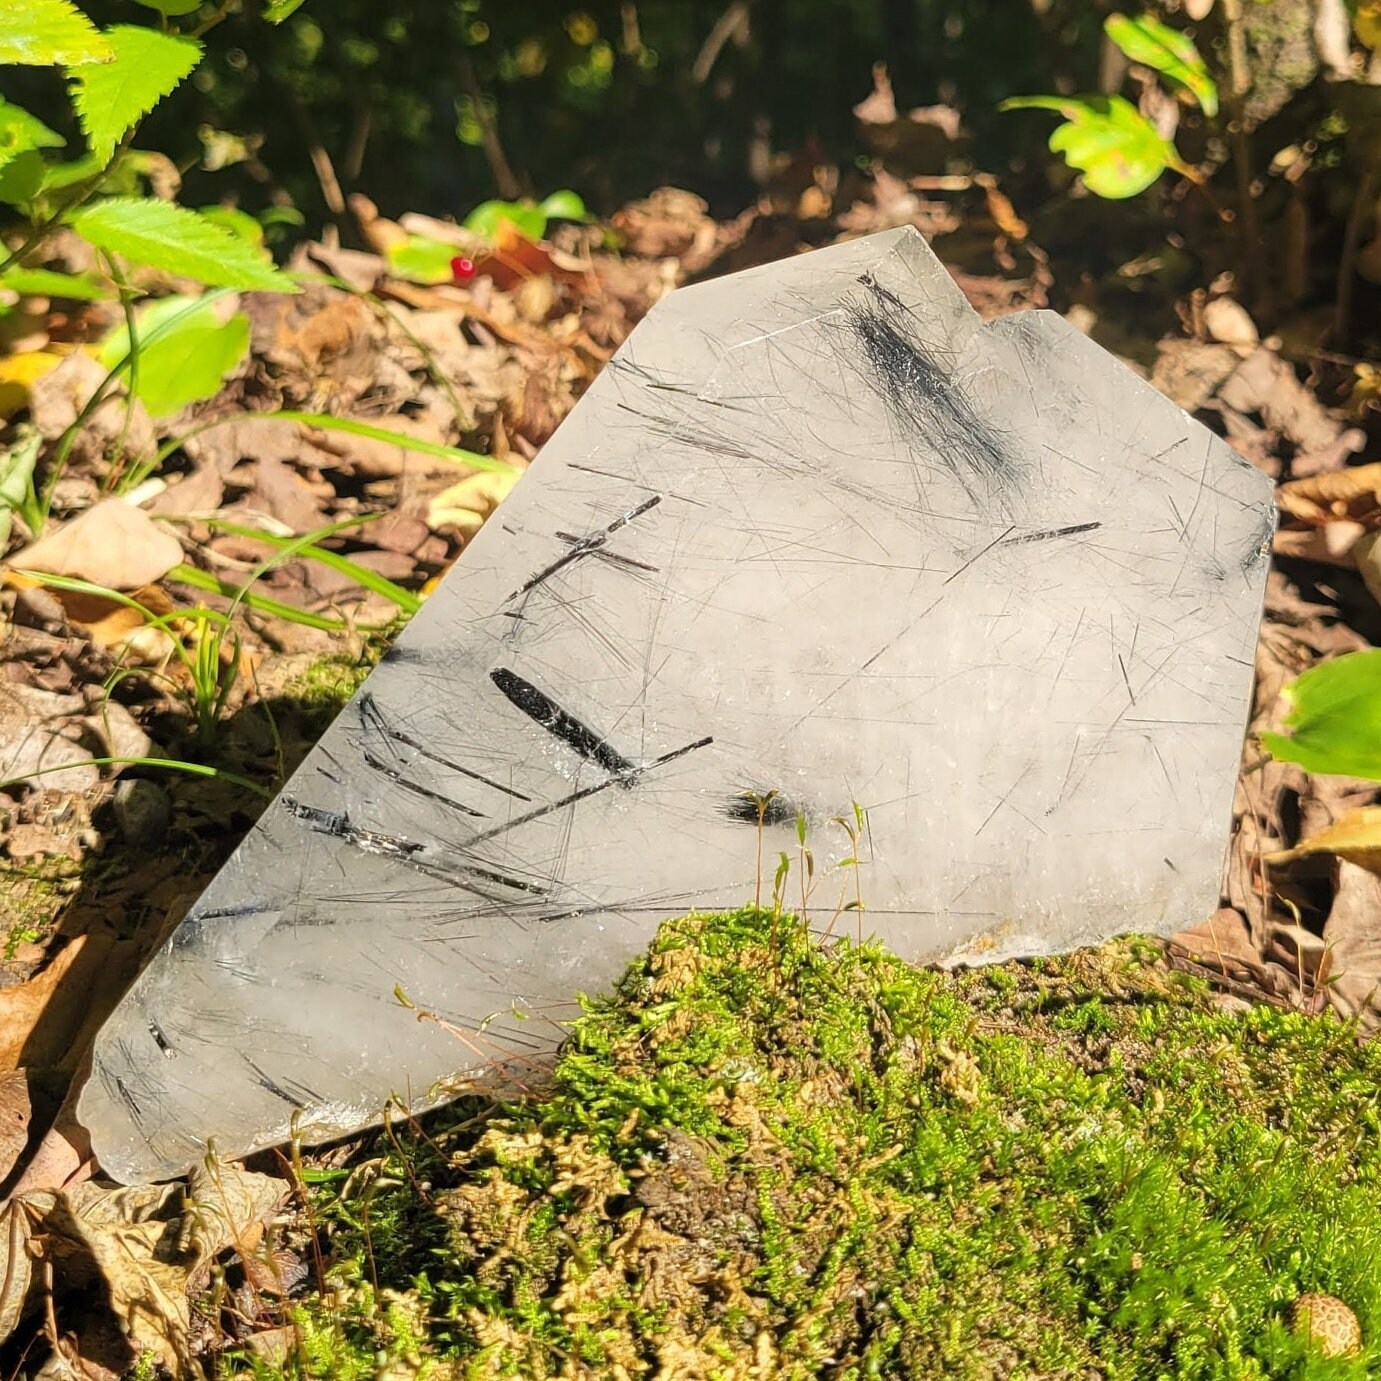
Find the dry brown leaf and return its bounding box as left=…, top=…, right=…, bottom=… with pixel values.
left=1202, top=297, right=1258, bottom=354
left=1266, top=806, right=1381, bottom=871
left=1277, top=462, right=1381, bottom=525
left=1271, top=521, right=1365, bottom=567
left=1351, top=529, right=1381, bottom=610
left=0, top=1162, right=288, bottom=1368
left=1322, top=860, right=1381, bottom=1028
left=1219, top=348, right=1342, bottom=455
left=0, top=1072, right=32, bottom=1184
left=0, top=939, right=88, bottom=1072
left=28, top=353, right=156, bottom=477
left=15, top=501, right=183, bottom=591
left=0, top=684, right=98, bottom=795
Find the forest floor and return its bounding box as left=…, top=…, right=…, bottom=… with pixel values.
left=2, top=154, right=1381, bottom=1376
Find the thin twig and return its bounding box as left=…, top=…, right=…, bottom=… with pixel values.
left=1220, top=0, right=1263, bottom=305
left=1335, top=155, right=1380, bottom=346
left=456, top=46, right=522, bottom=199
left=692, top=0, right=753, bottom=84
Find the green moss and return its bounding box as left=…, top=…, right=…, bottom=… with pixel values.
left=223, top=909, right=1381, bottom=1380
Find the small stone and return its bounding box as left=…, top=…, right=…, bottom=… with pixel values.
left=1289, top=1292, right=1362, bottom=1359
left=113, top=778, right=171, bottom=849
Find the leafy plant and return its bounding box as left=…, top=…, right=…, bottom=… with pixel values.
left=463, top=187, right=588, bottom=241
left=0, top=0, right=308, bottom=541
left=95, top=293, right=250, bottom=418
left=382, top=189, right=589, bottom=284
left=1001, top=12, right=1216, bottom=198
left=1261, top=651, right=1381, bottom=780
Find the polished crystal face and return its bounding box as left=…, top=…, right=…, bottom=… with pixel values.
left=82, top=227, right=1272, bottom=1182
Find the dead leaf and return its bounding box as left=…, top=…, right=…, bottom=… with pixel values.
left=1149, top=338, right=1240, bottom=412
left=0, top=1161, right=288, bottom=1368
left=1202, top=297, right=1259, bottom=355
left=1277, top=463, right=1381, bottom=524
left=1272, top=521, right=1365, bottom=567
left=28, top=353, right=156, bottom=479
left=428, top=466, right=524, bottom=536
left=0, top=1072, right=32, bottom=1184
left=473, top=222, right=586, bottom=294
left=0, top=350, right=64, bottom=421
left=1349, top=530, right=1381, bottom=610
left=0, top=939, right=89, bottom=1072
left=1218, top=348, right=1342, bottom=456
left=1322, top=860, right=1381, bottom=1028
left=1266, top=806, right=1381, bottom=871
left=0, top=684, right=98, bottom=795
left=15, top=501, right=183, bottom=590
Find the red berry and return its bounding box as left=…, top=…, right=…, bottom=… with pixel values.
left=450, top=255, right=477, bottom=283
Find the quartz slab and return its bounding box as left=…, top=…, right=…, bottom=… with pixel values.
left=81, top=227, right=1273, bottom=1182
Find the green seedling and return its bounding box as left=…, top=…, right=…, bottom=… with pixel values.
left=1002, top=13, right=1216, bottom=198
left=21, top=571, right=245, bottom=745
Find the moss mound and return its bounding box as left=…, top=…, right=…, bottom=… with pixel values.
left=236, top=908, right=1381, bottom=1379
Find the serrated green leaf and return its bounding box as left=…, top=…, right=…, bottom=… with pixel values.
left=1261, top=650, right=1381, bottom=780
left=538, top=188, right=588, bottom=222
left=1002, top=93, right=1174, bottom=198
left=1, top=266, right=111, bottom=300
left=1105, top=13, right=1219, bottom=117
left=0, top=0, right=112, bottom=66
left=68, top=26, right=202, bottom=162
left=97, top=294, right=250, bottom=415
left=70, top=197, right=297, bottom=291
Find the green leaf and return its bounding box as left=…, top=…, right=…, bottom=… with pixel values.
left=0, top=431, right=42, bottom=550
left=1001, top=94, right=1174, bottom=198
left=262, top=0, right=309, bottom=21
left=0, top=100, right=63, bottom=175
left=386, top=235, right=460, bottom=284
left=1104, top=14, right=1219, bottom=117
left=1261, top=651, right=1381, bottom=780
left=0, top=0, right=112, bottom=66
left=464, top=198, right=547, bottom=241
left=538, top=188, right=588, bottom=222
left=1, top=265, right=111, bottom=300
left=97, top=294, right=250, bottom=416
left=0, top=151, right=48, bottom=207
left=68, top=26, right=203, bottom=163
left=129, top=0, right=203, bottom=15
left=34, top=150, right=102, bottom=192
left=196, top=204, right=266, bottom=247
left=69, top=197, right=297, bottom=291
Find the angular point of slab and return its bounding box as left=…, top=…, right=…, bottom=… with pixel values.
left=82, top=228, right=1272, bottom=1182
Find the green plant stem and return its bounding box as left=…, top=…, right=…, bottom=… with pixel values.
left=102, top=254, right=142, bottom=492
left=0, top=755, right=271, bottom=797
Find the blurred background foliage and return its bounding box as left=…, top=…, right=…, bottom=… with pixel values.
left=5, top=0, right=1108, bottom=226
